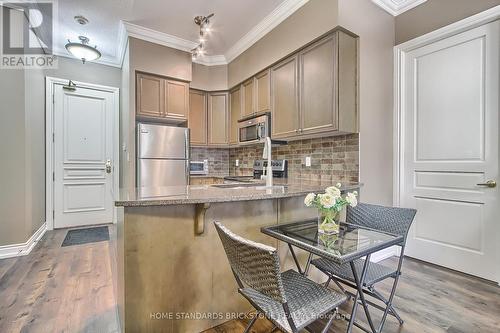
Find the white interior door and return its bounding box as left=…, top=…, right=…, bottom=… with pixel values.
left=53, top=84, right=115, bottom=228
left=401, top=21, right=499, bottom=282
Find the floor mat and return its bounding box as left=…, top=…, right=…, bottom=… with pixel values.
left=61, top=226, right=109, bottom=247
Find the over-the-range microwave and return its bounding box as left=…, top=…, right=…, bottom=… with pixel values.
left=238, top=113, right=270, bottom=145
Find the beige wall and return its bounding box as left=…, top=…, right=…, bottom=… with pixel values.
left=0, top=68, right=27, bottom=245
left=227, top=0, right=339, bottom=87
left=338, top=0, right=395, bottom=206
left=128, top=37, right=192, bottom=81
left=395, top=0, right=500, bottom=44
left=191, top=63, right=228, bottom=91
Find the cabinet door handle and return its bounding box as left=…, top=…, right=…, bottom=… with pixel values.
left=477, top=180, right=496, bottom=188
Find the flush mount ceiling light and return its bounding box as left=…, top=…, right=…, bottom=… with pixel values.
left=191, top=13, right=214, bottom=60
left=65, top=36, right=101, bottom=64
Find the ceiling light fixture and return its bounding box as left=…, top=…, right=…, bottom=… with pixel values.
left=192, top=13, right=214, bottom=60
left=65, top=36, right=101, bottom=64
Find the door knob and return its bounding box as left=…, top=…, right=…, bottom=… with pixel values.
left=476, top=180, right=496, bottom=188
left=105, top=159, right=112, bottom=174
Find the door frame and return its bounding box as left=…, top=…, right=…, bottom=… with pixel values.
left=45, top=76, right=120, bottom=230
left=393, top=6, right=500, bottom=283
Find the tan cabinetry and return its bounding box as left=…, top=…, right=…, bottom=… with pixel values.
left=136, top=73, right=164, bottom=118
left=270, top=30, right=358, bottom=140
left=165, top=80, right=189, bottom=120
left=255, top=69, right=271, bottom=114
left=229, top=87, right=241, bottom=145
left=208, top=92, right=229, bottom=146
left=241, top=78, right=254, bottom=118
left=270, top=55, right=299, bottom=139
left=188, top=90, right=207, bottom=146
left=136, top=72, right=189, bottom=121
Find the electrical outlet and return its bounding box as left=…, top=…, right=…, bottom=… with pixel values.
left=305, top=156, right=311, bottom=167
left=235, top=159, right=239, bottom=167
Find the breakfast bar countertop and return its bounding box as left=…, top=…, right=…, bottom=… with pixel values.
left=114, top=179, right=361, bottom=207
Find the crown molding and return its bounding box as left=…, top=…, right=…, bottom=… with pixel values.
left=371, top=0, right=427, bottom=16
left=193, top=55, right=227, bottom=66
left=224, top=0, right=310, bottom=63
left=122, top=21, right=198, bottom=52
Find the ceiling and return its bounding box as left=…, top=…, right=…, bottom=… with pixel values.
left=54, top=0, right=309, bottom=67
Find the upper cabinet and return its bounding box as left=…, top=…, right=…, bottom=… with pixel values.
left=208, top=92, right=229, bottom=146
left=255, top=69, right=271, bottom=114
left=239, top=70, right=271, bottom=120
left=189, top=90, right=207, bottom=146
left=271, top=30, right=358, bottom=140
left=241, top=78, right=254, bottom=118
left=165, top=80, right=189, bottom=120
left=136, top=73, right=164, bottom=118
left=271, top=55, right=299, bottom=139
left=299, top=34, right=337, bottom=135
left=229, top=87, right=241, bottom=145
left=136, top=72, right=189, bottom=121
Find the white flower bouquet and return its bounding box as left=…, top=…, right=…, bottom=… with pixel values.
left=304, top=183, right=358, bottom=235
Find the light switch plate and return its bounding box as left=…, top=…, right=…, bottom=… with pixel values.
left=235, top=159, right=239, bottom=167
left=305, top=156, right=311, bottom=167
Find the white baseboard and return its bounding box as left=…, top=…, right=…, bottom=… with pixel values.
left=370, top=246, right=400, bottom=263
left=0, top=222, right=47, bottom=259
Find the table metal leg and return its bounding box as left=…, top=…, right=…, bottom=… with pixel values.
left=288, top=244, right=303, bottom=274
left=347, top=255, right=377, bottom=333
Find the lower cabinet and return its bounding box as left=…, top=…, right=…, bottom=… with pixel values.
left=208, top=92, right=229, bottom=146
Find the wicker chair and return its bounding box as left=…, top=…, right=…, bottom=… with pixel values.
left=311, top=203, right=417, bottom=333
left=214, top=221, right=347, bottom=333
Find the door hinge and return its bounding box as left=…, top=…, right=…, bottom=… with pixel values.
left=52, top=210, right=55, bottom=219
left=52, top=94, right=55, bottom=104
left=52, top=172, right=55, bottom=181
left=52, top=133, right=55, bottom=142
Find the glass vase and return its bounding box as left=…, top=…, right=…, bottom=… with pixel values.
left=318, top=209, right=340, bottom=235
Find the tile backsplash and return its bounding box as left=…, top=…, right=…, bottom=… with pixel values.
left=190, top=147, right=229, bottom=177
left=229, top=134, right=359, bottom=183
left=190, top=134, right=359, bottom=183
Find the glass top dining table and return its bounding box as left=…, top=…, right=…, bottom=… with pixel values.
left=261, top=220, right=404, bottom=265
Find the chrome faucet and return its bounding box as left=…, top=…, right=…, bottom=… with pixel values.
left=262, top=136, right=273, bottom=187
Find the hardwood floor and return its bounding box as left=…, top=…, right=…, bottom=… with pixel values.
left=1, top=226, right=499, bottom=333
left=0, top=227, right=118, bottom=333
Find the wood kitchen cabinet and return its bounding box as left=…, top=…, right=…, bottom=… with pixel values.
left=241, top=78, right=255, bottom=118
left=136, top=72, right=189, bottom=121
left=271, top=55, right=299, bottom=139
left=255, top=69, right=271, bottom=114
left=188, top=89, right=207, bottom=146
left=165, top=79, right=189, bottom=120
left=229, top=86, right=241, bottom=145
left=238, top=70, right=271, bottom=121
left=270, top=30, right=358, bottom=140
left=136, top=73, right=164, bottom=118
left=208, top=92, right=229, bottom=146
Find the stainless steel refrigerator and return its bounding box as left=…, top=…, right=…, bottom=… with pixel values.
left=137, top=123, right=190, bottom=188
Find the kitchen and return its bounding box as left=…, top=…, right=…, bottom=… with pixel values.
left=0, top=1, right=499, bottom=333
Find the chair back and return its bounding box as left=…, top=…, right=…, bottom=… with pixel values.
left=214, top=221, right=286, bottom=304
left=346, top=203, right=417, bottom=241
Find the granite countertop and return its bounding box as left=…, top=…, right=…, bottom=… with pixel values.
left=115, top=179, right=361, bottom=207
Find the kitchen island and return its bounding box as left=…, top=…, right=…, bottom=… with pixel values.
left=114, top=179, right=360, bottom=333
